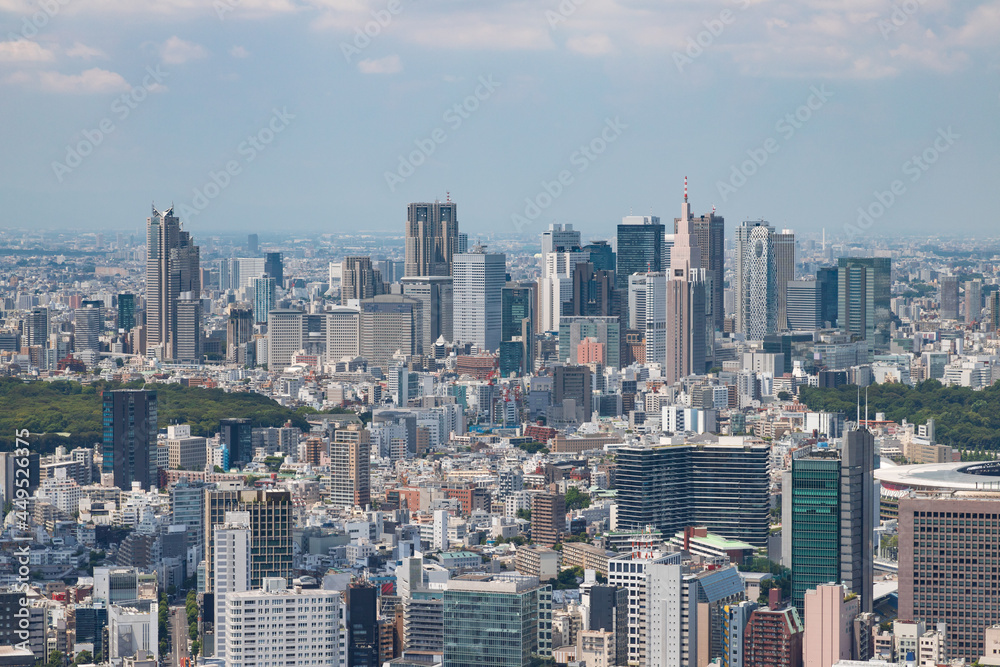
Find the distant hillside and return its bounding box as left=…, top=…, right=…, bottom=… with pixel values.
left=0, top=378, right=311, bottom=453
left=798, top=380, right=1000, bottom=451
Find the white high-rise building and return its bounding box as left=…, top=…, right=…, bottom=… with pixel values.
left=539, top=250, right=591, bottom=333
left=608, top=550, right=682, bottom=667
left=646, top=563, right=698, bottom=667
left=541, top=222, right=581, bottom=255
left=225, top=578, right=348, bottom=667
left=735, top=220, right=778, bottom=340
left=453, top=245, right=505, bottom=352
left=629, top=273, right=667, bottom=366
left=213, top=511, right=251, bottom=660
left=266, top=309, right=304, bottom=369
left=325, top=307, right=360, bottom=363
left=433, top=509, right=449, bottom=551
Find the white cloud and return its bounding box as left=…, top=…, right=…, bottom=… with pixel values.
left=159, top=36, right=208, bottom=64
left=357, top=54, right=401, bottom=74
left=65, top=42, right=107, bottom=60
left=0, top=39, right=56, bottom=63
left=566, top=33, right=614, bottom=56
left=230, top=46, right=251, bottom=58
left=5, top=67, right=130, bottom=93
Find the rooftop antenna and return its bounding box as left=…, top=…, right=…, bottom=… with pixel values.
left=856, top=386, right=860, bottom=429
left=446, top=191, right=451, bottom=203
left=684, top=175, right=688, bottom=203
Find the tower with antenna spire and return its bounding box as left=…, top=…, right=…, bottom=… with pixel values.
left=664, top=177, right=708, bottom=383
left=674, top=177, right=725, bottom=332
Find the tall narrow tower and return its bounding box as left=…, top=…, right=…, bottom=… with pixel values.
left=665, top=178, right=707, bottom=382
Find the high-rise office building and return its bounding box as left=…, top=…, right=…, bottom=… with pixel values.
left=676, top=210, right=725, bottom=330
left=26, top=306, right=49, bottom=347
left=102, top=389, right=157, bottom=490
left=898, top=495, right=1000, bottom=663
left=608, top=550, right=683, bottom=667
left=264, top=251, right=283, bottom=287
left=735, top=220, right=778, bottom=340
left=74, top=302, right=102, bottom=354
left=500, top=281, right=536, bottom=377
left=666, top=182, right=708, bottom=383
left=552, top=364, right=592, bottom=422
left=220, top=418, right=253, bottom=467
left=569, top=262, right=619, bottom=319
left=558, top=316, right=621, bottom=369
left=774, top=229, right=795, bottom=329
left=247, top=233, right=259, bottom=255
left=583, top=239, right=616, bottom=272
left=342, top=256, right=387, bottom=302
left=359, top=295, right=422, bottom=368
left=326, top=306, right=361, bottom=363
left=939, top=274, right=959, bottom=320
left=615, top=441, right=770, bottom=547
left=531, top=493, right=566, bottom=547
left=989, top=290, right=1000, bottom=330
left=169, top=478, right=206, bottom=548
left=965, top=279, right=982, bottom=323
left=146, top=205, right=201, bottom=361
left=538, top=249, right=591, bottom=333
left=837, top=257, right=891, bottom=351
left=401, top=276, right=453, bottom=353
left=204, top=488, right=293, bottom=592
left=330, top=423, right=370, bottom=509
left=787, top=428, right=874, bottom=614
left=617, top=215, right=664, bottom=289
left=405, top=200, right=459, bottom=277
left=226, top=304, right=254, bottom=363
left=347, top=583, right=379, bottom=667
left=456, top=232, right=468, bottom=255
left=453, top=244, right=505, bottom=353
left=251, top=275, right=276, bottom=324
left=541, top=222, right=581, bottom=254
left=786, top=280, right=822, bottom=330
left=175, top=296, right=202, bottom=362
left=213, top=511, right=251, bottom=660
left=442, top=574, right=552, bottom=667
left=117, top=293, right=136, bottom=332
left=266, top=309, right=304, bottom=369
left=816, top=266, right=839, bottom=327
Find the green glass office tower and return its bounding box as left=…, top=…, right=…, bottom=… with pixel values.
left=118, top=293, right=136, bottom=331
left=789, top=453, right=841, bottom=611
left=442, top=575, right=552, bottom=667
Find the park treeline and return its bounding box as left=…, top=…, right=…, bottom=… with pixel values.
left=0, top=377, right=310, bottom=453
left=799, top=379, right=1000, bottom=451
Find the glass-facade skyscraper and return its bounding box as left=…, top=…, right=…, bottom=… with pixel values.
left=837, top=257, right=891, bottom=351
left=789, top=453, right=840, bottom=612
left=616, top=215, right=664, bottom=289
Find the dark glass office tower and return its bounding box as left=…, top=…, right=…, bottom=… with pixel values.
left=102, top=389, right=158, bottom=490
left=816, top=266, right=839, bottom=327
left=616, top=216, right=664, bottom=289
left=264, top=252, right=283, bottom=287
left=582, top=240, right=616, bottom=273
left=837, top=257, right=891, bottom=351
left=220, top=418, right=253, bottom=466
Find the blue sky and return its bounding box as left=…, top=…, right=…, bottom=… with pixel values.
left=1, top=0, right=998, bottom=242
